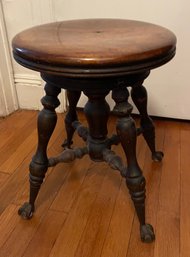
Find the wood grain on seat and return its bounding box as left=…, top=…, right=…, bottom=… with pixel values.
left=12, top=19, right=176, bottom=76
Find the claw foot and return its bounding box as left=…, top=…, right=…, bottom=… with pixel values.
left=18, top=202, right=34, bottom=220
left=140, top=224, right=155, bottom=243
left=152, top=151, right=164, bottom=162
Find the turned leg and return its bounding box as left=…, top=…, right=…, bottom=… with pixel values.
left=131, top=82, right=163, bottom=161
left=112, top=87, right=155, bottom=243
left=83, top=89, right=110, bottom=161
left=62, top=90, right=81, bottom=148
left=18, top=83, right=61, bottom=219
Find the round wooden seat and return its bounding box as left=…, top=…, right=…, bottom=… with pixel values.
left=12, top=19, right=176, bottom=77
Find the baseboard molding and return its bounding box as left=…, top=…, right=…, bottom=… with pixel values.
left=14, top=73, right=42, bottom=86
left=14, top=73, right=67, bottom=113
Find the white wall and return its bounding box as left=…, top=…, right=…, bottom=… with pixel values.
left=2, top=0, right=189, bottom=119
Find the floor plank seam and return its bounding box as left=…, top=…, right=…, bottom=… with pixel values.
left=19, top=205, right=58, bottom=257
left=99, top=178, right=123, bottom=257
left=72, top=192, right=100, bottom=257
left=49, top=161, right=94, bottom=213
left=0, top=171, right=11, bottom=175
left=125, top=212, right=135, bottom=257
left=0, top=168, right=29, bottom=200
left=151, top=123, right=166, bottom=256
left=48, top=162, right=79, bottom=212
left=0, top=111, right=187, bottom=257
left=48, top=208, right=69, bottom=215
left=0, top=224, right=18, bottom=255
left=49, top=213, right=69, bottom=256
left=72, top=169, right=108, bottom=257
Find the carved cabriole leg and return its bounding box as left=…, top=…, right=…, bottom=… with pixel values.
left=18, top=83, right=61, bottom=219
left=62, top=90, right=81, bottom=148
left=83, top=89, right=110, bottom=161
left=131, top=79, right=163, bottom=161
left=112, top=87, right=155, bottom=243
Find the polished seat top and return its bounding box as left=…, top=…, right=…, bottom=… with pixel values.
left=12, top=19, right=176, bottom=77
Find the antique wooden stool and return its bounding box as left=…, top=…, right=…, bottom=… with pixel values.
left=12, top=19, right=176, bottom=243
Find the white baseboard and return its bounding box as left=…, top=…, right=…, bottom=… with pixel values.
left=14, top=74, right=67, bottom=113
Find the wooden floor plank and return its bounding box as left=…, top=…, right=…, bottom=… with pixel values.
left=179, top=120, right=190, bottom=131
left=180, top=129, right=190, bottom=257
left=0, top=154, right=32, bottom=215
left=0, top=111, right=188, bottom=257
left=0, top=161, right=72, bottom=257
left=157, top=121, right=181, bottom=215
left=154, top=121, right=180, bottom=257
left=22, top=210, right=67, bottom=257
left=0, top=111, right=65, bottom=174
left=0, top=112, right=88, bottom=257
left=0, top=172, right=9, bottom=187
left=0, top=204, right=20, bottom=251
left=154, top=210, right=180, bottom=257
left=49, top=164, right=108, bottom=257
left=0, top=112, right=65, bottom=214
left=0, top=129, right=37, bottom=174
left=74, top=167, right=121, bottom=257
left=0, top=111, right=35, bottom=132
left=100, top=179, right=134, bottom=257
left=50, top=115, right=115, bottom=214
left=0, top=113, right=37, bottom=172
left=0, top=111, right=36, bottom=152
left=50, top=155, right=93, bottom=213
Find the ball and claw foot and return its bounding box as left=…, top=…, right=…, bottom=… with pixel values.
left=152, top=151, right=164, bottom=162
left=18, top=202, right=34, bottom=220
left=140, top=224, right=155, bottom=243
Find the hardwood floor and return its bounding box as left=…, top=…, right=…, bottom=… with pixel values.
left=0, top=110, right=189, bottom=257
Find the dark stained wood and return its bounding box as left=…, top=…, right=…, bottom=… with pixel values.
left=113, top=86, right=155, bottom=242
left=62, top=90, right=81, bottom=148
left=12, top=116, right=67, bottom=207
left=131, top=85, right=163, bottom=161
left=126, top=120, right=165, bottom=257
left=11, top=19, right=176, bottom=243
left=17, top=84, right=61, bottom=219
